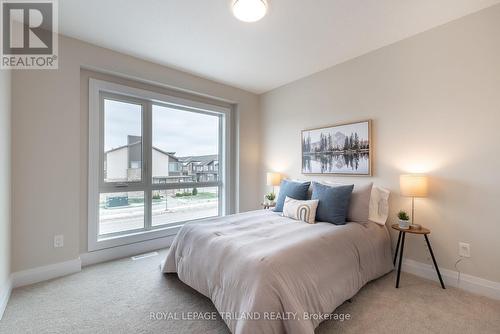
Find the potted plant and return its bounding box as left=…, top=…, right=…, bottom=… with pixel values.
left=397, top=210, right=410, bottom=229
left=264, top=192, right=276, bottom=205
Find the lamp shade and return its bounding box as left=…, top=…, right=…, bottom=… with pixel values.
left=400, top=174, right=428, bottom=197
left=266, top=172, right=281, bottom=187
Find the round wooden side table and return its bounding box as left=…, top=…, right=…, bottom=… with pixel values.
left=391, top=224, right=446, bottom=289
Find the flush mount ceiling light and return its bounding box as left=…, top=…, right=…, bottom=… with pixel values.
left=232, top=0, right=268, bottom=22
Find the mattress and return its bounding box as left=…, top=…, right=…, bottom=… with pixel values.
left=162, top=209, right=393, bottom=333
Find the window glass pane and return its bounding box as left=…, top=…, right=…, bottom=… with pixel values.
left=99, top=191, right=145, bottom=235
left=104, top=99, right=142, bottom=183
left=152, top=105, right=219, bottom=184
left=152, top=187, right=218, bottom=227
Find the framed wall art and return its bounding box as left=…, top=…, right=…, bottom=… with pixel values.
left=301, top=120, right=372, bottom=175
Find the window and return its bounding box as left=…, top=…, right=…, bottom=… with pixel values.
left=89, top=79, right=231, bottom=251
left=168, top=162, right=179, bottom=173
left=103, top=99, right=143, bottom=183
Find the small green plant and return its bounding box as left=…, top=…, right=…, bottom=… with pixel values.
left=398, top=210, right=410, bottom=221
left=192, top=187, right=198, bottom=196
left=265, top=192, right=276, bottom=202
left=152, top=193, right=161, bottom=200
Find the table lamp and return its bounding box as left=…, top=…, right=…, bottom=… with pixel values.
left=266, top=172, right=281, bottom=195
left=400, top=174, right=428, bottom=228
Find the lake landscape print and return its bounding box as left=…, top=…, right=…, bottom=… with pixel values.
left=302, top=120, right=371, bottom=175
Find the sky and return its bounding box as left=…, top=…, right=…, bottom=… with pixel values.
left=304, top=121, right=369, bottom=143
left=104, top=100, right=219, bottom=156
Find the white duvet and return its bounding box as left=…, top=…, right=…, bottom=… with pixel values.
left=163, top=210, right=392, bottom=333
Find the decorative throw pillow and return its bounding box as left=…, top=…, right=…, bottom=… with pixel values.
left=311, top=182, right=354, bottom=225
left=274, top=179, right=311, bottom=212
left=368, top=186, right=390, bottom=225
left=312, top=181, right=373, bottom=222
left=282, top=197, right=319, bottom=224
left=347, top=183, right=373, bottom=222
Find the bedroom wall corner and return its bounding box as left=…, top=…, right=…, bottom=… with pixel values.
left=11, top=35, right=261, bottom=274
left=0, top=69, right=12, bottom=319
left=259, top=4, right=500, bottom=287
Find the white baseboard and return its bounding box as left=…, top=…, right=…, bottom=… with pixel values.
left=80, top=235, right=174, bottom=267
left=0, top=276, right=12, bottom=320
left=6, top=236, right=174, bottom=291
left=402, top=259, right=500, bottom=300
left=11, top=258, right=82, bottom=289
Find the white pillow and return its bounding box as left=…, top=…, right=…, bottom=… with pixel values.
left=304, top=181, right=391, bottom=225
left=311, top=180, right=371, bottom=222
left=286, top=179, right=390, bottom=225
left=368, top=186, right=390, bottom=225
left=282, top=196, right=319, bottom=224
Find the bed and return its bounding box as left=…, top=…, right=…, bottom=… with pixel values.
left=162, top=209, right=393, bottom=334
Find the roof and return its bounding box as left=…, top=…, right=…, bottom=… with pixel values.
left=105, top=143, right=178, bottom=161
left=104, top=141, right=142, bottom=154
left=105, top=144, right=218, bottom=165
left=152, top=147, right=178, bottom=161
left=179, top=155, right=218, bottom=166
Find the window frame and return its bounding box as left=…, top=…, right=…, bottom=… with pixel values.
left=100, top=92, right=147, bottom=188
left=88, top=79, right=231, bottom=251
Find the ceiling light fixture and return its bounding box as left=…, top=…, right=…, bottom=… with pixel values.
left=232, top=0, right=268, bottom=23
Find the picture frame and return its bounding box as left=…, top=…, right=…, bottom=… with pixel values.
left=301, top=120, right=372, bottom=176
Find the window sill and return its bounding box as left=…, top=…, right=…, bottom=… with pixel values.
left=89, top=214, right=221, bottom=252
left=89, top=224, right=182, bottom=252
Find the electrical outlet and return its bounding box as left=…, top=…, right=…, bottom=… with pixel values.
left=459, top=242, right=470, bottom=258
left=54, top=235, right=64, bottom=248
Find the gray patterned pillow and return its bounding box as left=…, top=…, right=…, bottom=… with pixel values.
left=282, top=196, right=319, bottom=224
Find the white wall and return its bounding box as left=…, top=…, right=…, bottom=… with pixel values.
left=260, top=5, right=500, bottom=283
left=152, top=149, right=170, bottom=178
left=0, top=69, right=12, bottom=313
left=12, top=36, right=260, bottom=272
left=106, top=148, right=128, bottom=181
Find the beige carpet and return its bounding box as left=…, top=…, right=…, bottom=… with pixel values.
left=1, top=250, right=499, bottom=334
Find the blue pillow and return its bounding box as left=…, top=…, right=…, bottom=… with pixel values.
left=311, top=182, right=354, bottom=225
left=274, top=180, right=311, bottom=212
